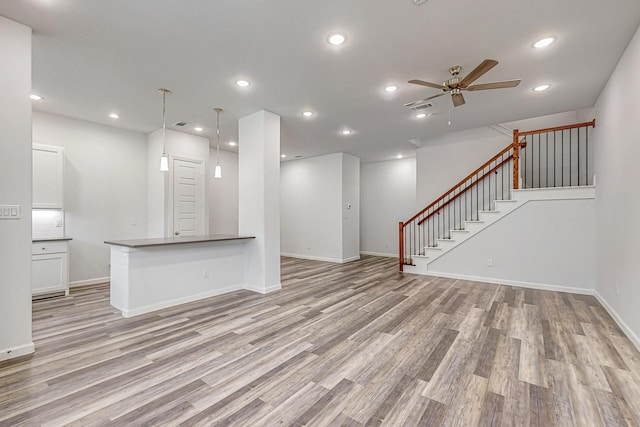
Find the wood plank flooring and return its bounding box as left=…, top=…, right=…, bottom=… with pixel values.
left=1, top=255, right=639, bottom=426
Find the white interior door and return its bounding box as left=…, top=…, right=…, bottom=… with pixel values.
left=172, top=158, right=204, bottom=237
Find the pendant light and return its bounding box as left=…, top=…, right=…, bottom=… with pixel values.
left=213, top=108, right=223, bottom=179
left=159, top=88, right=171, bottom=172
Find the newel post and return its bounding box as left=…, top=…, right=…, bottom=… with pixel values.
left=398, top=221, right=404, bottom=272
left=512, top=129, right=520, bottom=190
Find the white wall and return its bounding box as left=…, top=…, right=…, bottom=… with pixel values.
left=360, top=158, right=416, bottom=256
left=341, top=154, right=360, bottom=262
left=281, top=152, right=360, bottom=263
left=281, top=153, right=343, bottom=261
left=147, top=128, right=210, bottom=238
left=0, top=16, right=33, bottom=360
left=416, top=128, right=510, bottom=210
left=593, top=24, right=640, bottom=346
left=32, top=112, right=148, bottom=285
left=209, top=149, right=238, bottom=235
left=429, top=198, right=596, bottom=291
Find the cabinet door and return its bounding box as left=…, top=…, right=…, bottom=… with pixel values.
left=32, top=253, right=68, bottom=295
left=33, top=144, right=64, bottom=209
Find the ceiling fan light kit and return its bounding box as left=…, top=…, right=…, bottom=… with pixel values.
left=405, top=59, right=521, bottom=108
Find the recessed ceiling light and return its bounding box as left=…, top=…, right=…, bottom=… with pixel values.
left=328, top=33, right=346, bottom=46
left=109, top=113, right=120, bottom=119
left=30, top=94, right=43, bottom=101
left=236, top=79, right=250, bottom=87
left=341, top=129, right=352, bottom=135
left=302, top=111, right=314, bottom=117
left=194, top=127, right=204, bottom=132
left=228, top=141, right=237, bottom=146
left=534, top=37, right=555, bottom=48
left=415, top=113, right=427, bottom=119
left=281, top=154, right=286, bottom=158
left=397, top=154, right=404, bottom=159
left=533, top=84, right=550, bottom=92
left=384, top=85, right=399, bottom=93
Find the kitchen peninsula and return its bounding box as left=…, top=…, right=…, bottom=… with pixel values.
left=105, top=235, right=255, bottom=317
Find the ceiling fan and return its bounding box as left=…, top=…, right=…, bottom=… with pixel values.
left=405, top=59, right=520, bottom=108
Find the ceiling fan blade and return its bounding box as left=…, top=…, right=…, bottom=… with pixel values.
left=408, top=79, right=448, bottom=90
left=404, top=92, right=447, bottom=108
left=452, top=93, right=465, bottom=107
left=459, top=59, right=499, bottom=88
left=466, top=80, right=521, bottom=91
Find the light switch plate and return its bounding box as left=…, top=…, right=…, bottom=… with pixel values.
left=0, top=205, right=20, bottom=219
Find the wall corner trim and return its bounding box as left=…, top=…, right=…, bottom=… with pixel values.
left=0, top=342, right=35, bottom=362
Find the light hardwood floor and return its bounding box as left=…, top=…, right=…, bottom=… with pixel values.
left=1, top=256, right=639, bottom=426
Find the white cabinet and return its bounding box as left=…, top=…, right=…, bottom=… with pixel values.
left=33, top=144, right=64, bottom=209
left=32, top=241, right=69, bottom=296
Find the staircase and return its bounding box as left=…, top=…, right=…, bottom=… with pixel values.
left=399, top=120, right=596, bottom=273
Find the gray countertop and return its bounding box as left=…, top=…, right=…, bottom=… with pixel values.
left=104, top=234, right=255, bottom=248
left=33, top=237, right=73, bottom=242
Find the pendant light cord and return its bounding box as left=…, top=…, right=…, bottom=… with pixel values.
left=160, top=88, right=170, bottom=155
left=216, top=109, right=220, bottom=165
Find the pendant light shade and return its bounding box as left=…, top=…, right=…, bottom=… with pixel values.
left=160, top=154, right=169, bottom=171
left=159, top=88, right=171, bottom=172
left=213, top=108, right=223, bottom=179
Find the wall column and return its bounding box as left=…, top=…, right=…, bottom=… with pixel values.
left=0, top=16, right=34, bottom=360
left=238, top=110, right=281, bottom=293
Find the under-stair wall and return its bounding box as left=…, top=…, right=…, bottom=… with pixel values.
left=405, top=186, right=596, bottom=292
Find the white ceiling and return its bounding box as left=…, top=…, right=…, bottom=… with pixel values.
left=2, top=0, right=640, bottom=162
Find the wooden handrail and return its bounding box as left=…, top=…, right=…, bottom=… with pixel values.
left=516, top=119, right=595, bottom=137
left=403, top=141, right=522, bottom=226
left=417, top=156, right=512, bottom=226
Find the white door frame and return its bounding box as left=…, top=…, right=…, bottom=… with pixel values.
left=168, top=155, right=206, bottom=237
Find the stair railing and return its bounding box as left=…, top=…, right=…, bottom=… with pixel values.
left=399, top=119, right=596, bottom=272
left=517, top=120, right=596, bottom=188
left=399, top=140, right=524, bottom=271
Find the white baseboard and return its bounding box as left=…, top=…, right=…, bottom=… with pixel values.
left=0, top=341, right=35, bottom=361
left=281, top=253, right=358, bottom=264
left=360, top=251, right=396, bottom=258
left=423, top=270, right=594, bottom=295
left=593, top=291, right=640, bottom=352
left=120, top=285, right=244, bottom=318
left=70, top=277, right=110, bottom=288
left=244, top=283, right=282, bottom=294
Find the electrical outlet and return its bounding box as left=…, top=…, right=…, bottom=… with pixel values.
left=487, top=258, right=493, bottom=267
left=203, top=268, right=210, bottom=278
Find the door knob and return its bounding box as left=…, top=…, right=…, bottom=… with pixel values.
left=175, top=231, right=180, bottom=236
